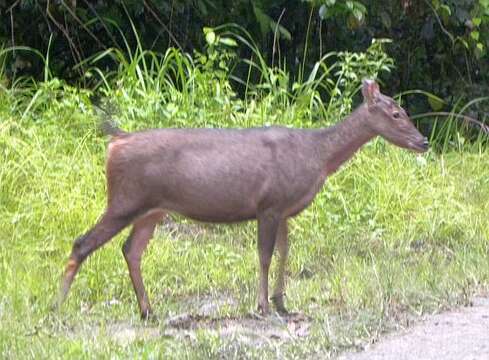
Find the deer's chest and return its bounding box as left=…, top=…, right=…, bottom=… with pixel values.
left=280, top=172, right=328, bottom=217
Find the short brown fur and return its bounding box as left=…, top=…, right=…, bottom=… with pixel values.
left=57, top=80, right=428, bottom=319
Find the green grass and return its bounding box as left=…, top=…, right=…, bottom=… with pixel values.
left=1, top=38, right=488, bottom=358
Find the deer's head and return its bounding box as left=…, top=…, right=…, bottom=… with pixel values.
left=362, top=79, right=429, bottom=153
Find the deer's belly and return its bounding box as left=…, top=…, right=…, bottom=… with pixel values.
left=156, top=172, right=327, bottom=222
left=179, top=211, right=256, bottom=223
left=172, top=202, right=258, bottom=223
left=161, top=192, right=259, bottom=223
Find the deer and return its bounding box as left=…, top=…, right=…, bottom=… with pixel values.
left=56, top=79, right=429, bottom=319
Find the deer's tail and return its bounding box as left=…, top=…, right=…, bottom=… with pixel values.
left=100, top=118, right=125, bottom=137
left=90, top=96, right=126, bottom=137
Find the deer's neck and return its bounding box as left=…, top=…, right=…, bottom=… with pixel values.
left=317, top=106, right=376, bottom=175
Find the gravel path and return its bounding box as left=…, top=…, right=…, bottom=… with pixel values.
left=339, top=297, right=489, bottom=360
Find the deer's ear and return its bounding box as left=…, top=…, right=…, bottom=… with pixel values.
left=362, top=79, right=380, bottom=105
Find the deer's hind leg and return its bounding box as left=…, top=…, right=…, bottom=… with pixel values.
left=271, top=219, right=289, bottom=314
left=122, top=210, right=166, bottom=319
left=58, top=210, right=133, bottom=307
left=257, top=212, right=281, bottom=315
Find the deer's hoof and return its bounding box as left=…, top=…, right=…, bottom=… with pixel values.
left=271, top=294, right=288, bottom=315
left=276, top=305, right=289, bottom=316
left=257, top=302, right=270, bottom=316
left=140, top=308, right=156, bottom=322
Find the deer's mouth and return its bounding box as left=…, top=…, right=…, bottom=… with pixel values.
left=409, top=139, right=429, bottom=153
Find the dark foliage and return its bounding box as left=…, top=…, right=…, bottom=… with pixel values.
left=1, top=0, right=488, bottom=111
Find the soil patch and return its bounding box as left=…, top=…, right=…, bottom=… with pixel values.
left=75, top=294, right=312, bottom=347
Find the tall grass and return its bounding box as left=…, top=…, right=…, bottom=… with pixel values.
left=1, top=29, right=488, bottom=358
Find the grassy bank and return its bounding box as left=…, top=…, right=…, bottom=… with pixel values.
left=1, top=40, right=488, bottom=358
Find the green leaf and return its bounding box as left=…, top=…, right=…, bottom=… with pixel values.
left=205, top=31, right=216, bottom=45
left=353, top=8, right=364, bottom=22
left=307, top=62, right=320, bottom=83
left=252, top=3, right=271, bottom=36
left=427, top=96, right=445, bottom=111
left=219, top=37, right=238, bottom=47
left=440, top=4, right=451, bottom=16
left=276, top=24, right=292, bottom=41
left=203, top=27, right=213, bottom=35
left=472, top=17, right=481, bottom=27
left=196, top=0, right=208, bottom=16
left=470, top=31, right=480, bottom=41
left=319, top=5, right=327, bottom=20
left=354, top=2, right=367, bottom=13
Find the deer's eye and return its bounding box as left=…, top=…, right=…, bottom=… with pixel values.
left=392, top=112, right=400, bottom=119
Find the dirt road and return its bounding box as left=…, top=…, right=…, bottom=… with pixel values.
left=339, top=297, right=489, bottom=360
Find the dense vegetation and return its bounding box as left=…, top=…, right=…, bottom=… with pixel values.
left=2, top=0, right=489, bottom=114
left=1, top=1, right=489, bottom=358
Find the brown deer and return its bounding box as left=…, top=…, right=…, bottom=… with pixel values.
left=57, top=79, right=428, bottom=319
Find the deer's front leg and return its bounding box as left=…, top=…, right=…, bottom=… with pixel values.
left=256, top=212, right=280, bottom=315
